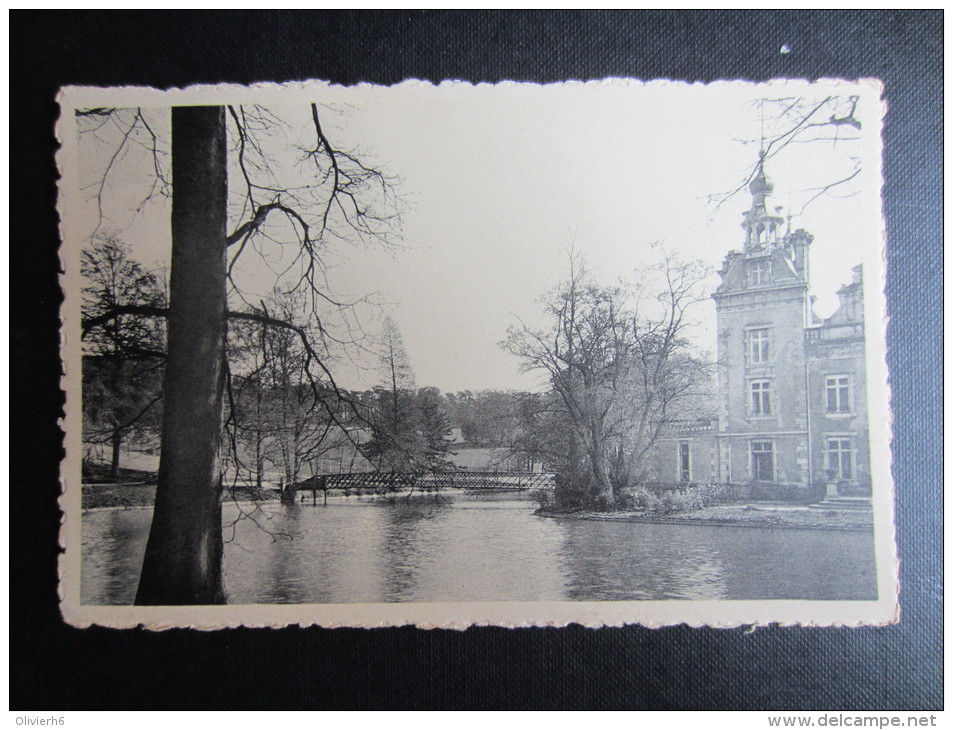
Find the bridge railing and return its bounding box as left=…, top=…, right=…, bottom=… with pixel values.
left=294, top=470, right=555, bottom=492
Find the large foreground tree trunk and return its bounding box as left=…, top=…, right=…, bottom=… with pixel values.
left=136, top=106, right=228, bottom=605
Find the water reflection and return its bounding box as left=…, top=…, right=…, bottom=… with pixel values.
left=378, top=497, right=452, bottom=602
left=81, top=494, right=877, bottom=605
left=81, top=507, right=150, bottom=605
left=557, top=520, right=729, bottom=600
left=251, top=502, right=318, bottom=604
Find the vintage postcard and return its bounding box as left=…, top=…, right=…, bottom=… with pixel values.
left=57, top=79, right=897, bottom=629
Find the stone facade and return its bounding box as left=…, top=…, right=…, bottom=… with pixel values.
left=652, top=157, right=870, bottom=496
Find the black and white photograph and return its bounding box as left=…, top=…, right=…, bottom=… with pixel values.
left=57, top=78, right=896, bottom=628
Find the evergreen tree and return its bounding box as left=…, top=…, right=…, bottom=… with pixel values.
left=417, top=387, right=454, bottom=470
left=363, top=318, right=422, bottom=472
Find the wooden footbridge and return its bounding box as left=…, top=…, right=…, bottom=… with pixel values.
left=291, top=470, right=555, bottom=502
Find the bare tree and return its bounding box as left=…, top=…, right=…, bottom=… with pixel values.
left=226, top=291, right=347, bottom=496
left=507, top=390, right=580, bottom=481
left=80, top=236, right=166, bottom=479
left=618, top=248, right=715, bottom=485
left=77, top=103, right=398, bottom=604
left=503, top=250, right=713, bottom=508
left=224, top=318, right=272, bottom=491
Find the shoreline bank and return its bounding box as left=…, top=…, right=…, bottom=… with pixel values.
left=82, top=483, right=282, bottom=510
left=535, top=505, right=873, bottom=533
left=80, top=483, right=500, bottom=510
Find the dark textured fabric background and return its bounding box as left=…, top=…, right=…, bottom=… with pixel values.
left=10, top=10, right=941, bottom=710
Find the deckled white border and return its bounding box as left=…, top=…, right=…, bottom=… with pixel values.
left=57, top=78, right=899, bottom=630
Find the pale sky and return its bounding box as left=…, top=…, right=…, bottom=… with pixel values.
left=70, top=79, right=885, bottom=393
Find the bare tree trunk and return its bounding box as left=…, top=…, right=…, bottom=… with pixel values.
left=583, top=404, right=614, bottom=504
left=588, top=439, right=614, bottom=506
left=255, top=434, right=263, bottom=489
left=110, top=429, right=122, bottom=481
left=136, top=106, right=228, bottom=605
left=254, top=386, right=263, bottom=489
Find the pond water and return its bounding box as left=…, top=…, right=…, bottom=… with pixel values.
left=81, top=492, right=877, bottom=605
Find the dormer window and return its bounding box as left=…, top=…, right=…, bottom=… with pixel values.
left=749, top=260, right=768, bottom=286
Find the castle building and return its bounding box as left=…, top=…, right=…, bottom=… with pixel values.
left=654, top=156, right=870, bottom=497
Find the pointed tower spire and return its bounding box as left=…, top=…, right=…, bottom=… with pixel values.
left=742, top=151, right=783, bottom=251
left=749, top=150, right=773, bottom=214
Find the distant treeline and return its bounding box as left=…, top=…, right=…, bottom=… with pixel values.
left=439, top=390, right=526, bottom=446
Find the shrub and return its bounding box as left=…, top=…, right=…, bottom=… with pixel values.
left=691, top=482, right=731, bottom=506
left=551, top=471, right=591, bottom=511
left=657, top=492, right=679, bottom=514
left=531, top=488, right=555, bottom=511
left=618, top=488, right=660, bottom=512
left=618, top=482, right=733, bottom=514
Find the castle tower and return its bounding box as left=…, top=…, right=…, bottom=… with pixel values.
left=712, top=156, right=815, bottom=490
left=651, top=155, right=869, bottom=496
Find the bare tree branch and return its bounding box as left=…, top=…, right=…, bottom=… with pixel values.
left=82, top=304, right=169, bottom=336
left=708, top=95, right=864, bottom=217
